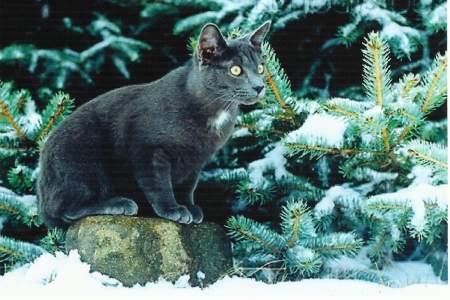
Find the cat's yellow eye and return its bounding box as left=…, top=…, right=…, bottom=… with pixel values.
left=230, top=65, right=242, bottom=76
left=258, top=64, right=264, bottom=74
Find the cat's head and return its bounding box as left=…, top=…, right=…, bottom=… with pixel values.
left=194, top=21, right=271, bottom=105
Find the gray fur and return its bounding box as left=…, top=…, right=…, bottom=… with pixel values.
left=37, top=22, right=271, bottom=228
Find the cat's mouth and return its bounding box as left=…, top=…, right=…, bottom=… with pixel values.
left=236, top=87, right=265, bottom=105
left=238, top=97, right=259, bottom=105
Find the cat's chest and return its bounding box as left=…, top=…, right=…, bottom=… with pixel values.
left=208, top=110, right=234, bottom=134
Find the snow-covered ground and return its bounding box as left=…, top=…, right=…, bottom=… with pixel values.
left=0, top=250, right=447, bottom=300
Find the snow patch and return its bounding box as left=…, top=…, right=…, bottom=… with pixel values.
left=19, top=101, right=43, bottom=136
left=428, top=3, right=447, bottom=27
left=364, top=105, right=383, bottom=117
left=380, top=22, right=421, bottom=55
left=0, top=250, right=447, bottom=299
left=408, top=165, right=438, bottom=186
left=285, top=113, right=348, bottom=148
left=196, top=271, right=205, bottom=280
left=325, top=246, right=372, bottom=272
left=314, top=184, right=361, bottom=218
left=174, top=275, right=191, bottom=288
left=370, top=183, right=448, bottom=231
left=381, top=261, right=441, bottom=286
left=248, top=142, right=290, bottom=183
left=232, top=127, right=251, bottom=138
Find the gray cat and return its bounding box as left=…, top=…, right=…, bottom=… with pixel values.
left=37, top=21, right=271, bottom=228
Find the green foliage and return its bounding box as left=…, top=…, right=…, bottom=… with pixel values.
left=39, top=228, right=66, bottom=255
left=0, top=15, right=151, bottom=91
left=0, top=235, right=46, bottom=269
left=337, top=0, right=446, bottom=59
left=213, top=32, right=447, bottom=283
left=142, top=0, right=446, bottom=61
left=228, top=200, right=362, bottom=280
left=284, top=32, right=447, bottom=181
left=0, top=82, right=73, bottom=269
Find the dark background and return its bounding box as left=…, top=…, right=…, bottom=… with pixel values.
left=1, top=0, right=446, bottom=117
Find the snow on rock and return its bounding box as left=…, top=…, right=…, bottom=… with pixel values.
left=285, top=112, right=348, bottom=148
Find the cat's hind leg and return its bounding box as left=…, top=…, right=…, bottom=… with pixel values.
left=62, top=197, right=138, bottom=223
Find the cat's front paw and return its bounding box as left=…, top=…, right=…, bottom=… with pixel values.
left=108, top=197, right=139, bottom=216
left=154, top=204, right=193, bottom=224
left=185, top=204, right=203, bottom=224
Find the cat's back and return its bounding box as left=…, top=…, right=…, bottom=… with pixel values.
left=90, top=64, right=190, bottom=114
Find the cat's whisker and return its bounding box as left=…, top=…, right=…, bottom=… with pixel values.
left=201, top=93, right=234, bottom=109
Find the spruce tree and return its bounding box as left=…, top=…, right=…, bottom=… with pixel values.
left=0, top=82, right=71, bottom=271
left=212, top=32, right=447, bottom=283
left=0, top=15, right=151, bottom=92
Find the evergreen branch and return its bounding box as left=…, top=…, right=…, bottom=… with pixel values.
left=371, top=43, right=384, bottom=107
left=302, top=233, right=363, bottom=258
left=287, top=213, right=300, bottom=249
left=401, top=74, right=420, bottom=98
left=234, top=227, right=282, bottom=254
left=407, top=149, right=447, bottom=169
left=372, top=232, right=389, bottom=257
left=404, top=139, right=448, bottom=170
left=281, top=200, right=316, bottom=248
left=285, top=143, right=386, bottom=157
left=341, top=159, right=390, bottom=178
left=0, top=190, right=34, bottom=220
left=421, top=54, right=447, bottom=113
left=362, top=32, right=391, bottom=107
left=40, top=228, right=66, bottom=254
left=36, top=97, right=69, bottom=143
left=395, top=122, right=416, bottom=146
left=237, top=179, right=276, bottom=205
left=325, top=104, right=359, bottom=118
left=236, top=123, right=286, bottom=135
left=397, top=108, right=417, bottom=121
left=0, top=235, right=46, bottom=262
left=265, top=70, right=300, bottom=127
left=381, top=129, right=390, bottom=152
left=285, top=246, right=322, bottom=275
left=0, top=97, right=27, bottom=141
left=0, top=145, right=28, bottom=152
left=16, top=96, right=27, bottom=112
left=0, top=203, right=21, bottom=215
left=387, top=152, right=399, bottom=170
left=227, top=216, right=284, bottom=254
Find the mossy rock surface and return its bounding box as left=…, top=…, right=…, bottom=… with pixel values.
left=65, top=216, right=233, bottom=287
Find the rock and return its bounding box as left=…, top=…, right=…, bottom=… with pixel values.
left=65, top=216, right=233, bottom=287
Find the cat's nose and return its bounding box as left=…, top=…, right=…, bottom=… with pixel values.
left=253, top=86, right=265, bottom=97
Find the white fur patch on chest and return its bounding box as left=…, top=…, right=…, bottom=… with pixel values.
left=209, top=110, right=232, bottom=133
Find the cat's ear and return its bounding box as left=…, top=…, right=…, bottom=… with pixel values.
left=197, top=24, right=227, bottom=65
left=248, top=21, right=271, bottom=50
